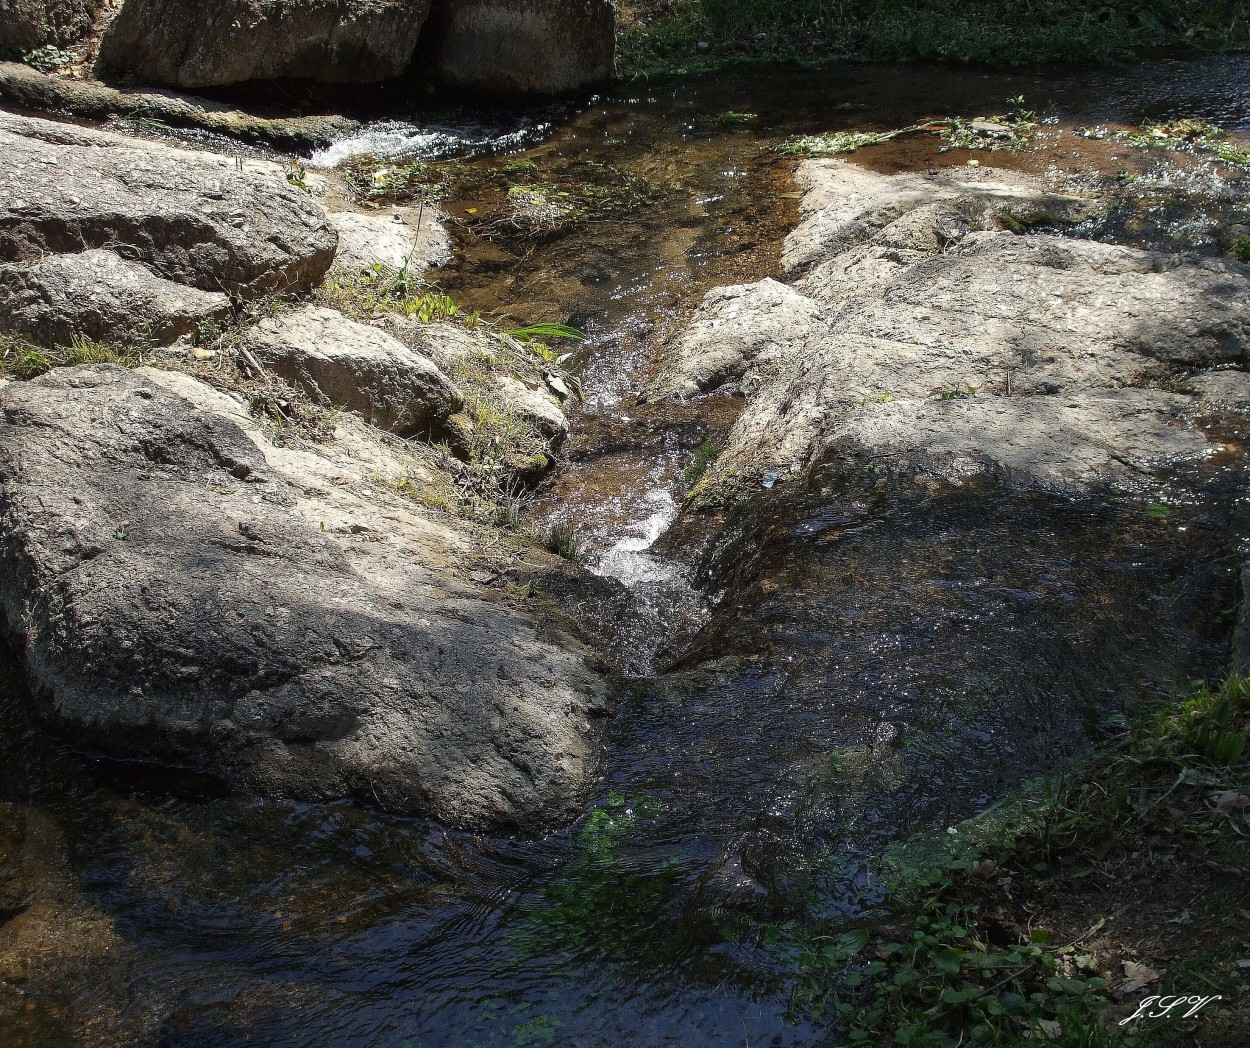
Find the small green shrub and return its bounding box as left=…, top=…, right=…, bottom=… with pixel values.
left=544, top=520, right=581, bottom=562
left=22, top=46, right=73, bottom=73
left=1235, top=234, right=1250, bottom=263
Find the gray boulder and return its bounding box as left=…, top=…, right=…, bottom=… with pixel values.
left=244, top=305, right=462, bottom=437
left=0, top=0, right=102, bottom=52
left=656, top=161, right=1250, bottom=495
left=0, top=249, right=231, bottom=347
left=0, top=364, right=610, bottom=829
left=427, top=0, right=615, bottom=96
left=98, top=0, right=433, bottom=89
left=0, top=111, right=337, bottom=300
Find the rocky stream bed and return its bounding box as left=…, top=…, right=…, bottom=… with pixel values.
left=1, top=51, right=1250, bottom=1048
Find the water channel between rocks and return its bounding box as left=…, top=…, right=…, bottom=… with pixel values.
left=3, top=56, right=1250, bottom=1048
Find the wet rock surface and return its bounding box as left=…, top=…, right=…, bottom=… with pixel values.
left=0, top=111, right=337, bottom=300
left=0, top=364, right=611, bottom=829
left=98, top=0, right=433, bottom=89
left=0, top=61, right=361, bottom=150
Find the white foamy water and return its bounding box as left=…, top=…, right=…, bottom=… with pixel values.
left=308, top=120, right=555, bottom=168
left=590, top=489, right=679, bottom=588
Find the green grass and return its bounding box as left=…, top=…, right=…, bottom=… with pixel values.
left=315, top=264, right=473, bottom=325
left=0, top=333, right=145, bottom=380
left=617, top=1, right=1250, bottom=76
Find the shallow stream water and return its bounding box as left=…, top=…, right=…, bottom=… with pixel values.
left=3, top=56, right=1250, bottom=1048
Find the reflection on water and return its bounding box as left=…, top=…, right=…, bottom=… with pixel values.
left=3, top=55, right=1250, bottom=1047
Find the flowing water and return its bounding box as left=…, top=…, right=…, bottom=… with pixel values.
left=3, top=56, right=1250, bottom=1048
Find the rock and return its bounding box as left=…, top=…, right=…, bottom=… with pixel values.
left=0, top=0, right=102, bottom=52
left=0, top=364, right=611, bottom=829
left=0, top=61, right=360, bottom=150
left=328, top=206, right=451, bottom=275
left=0, top=249, right=231, bottom=347
left=781, top=159, right=1093, bottom=277
left=0, top=111, right=337, bottom=300
left=426, top=0, right=615, bottom=96
left=495, top=375, right=568, bottom=439
left=1190, top=369, right=1250, bottom=411
left=98, top=0, right=433, bottom=89
left=826, top=390, right=1207, bottom=494
left=244, top=305, right=462, bottom=437
left=655, top=161, right=1250, bottom=493
left=386, top=316, right=571, bottom=436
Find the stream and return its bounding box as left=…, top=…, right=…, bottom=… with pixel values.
left=3, top=55, right=1250, bottom=1047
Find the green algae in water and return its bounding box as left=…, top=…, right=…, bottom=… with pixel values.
left=510, top=793, right=677, bottom=961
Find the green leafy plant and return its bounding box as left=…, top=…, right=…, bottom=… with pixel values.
left=1235, top=234, right=1250, bottom=263
left=22, top=46, right=73, bottom=73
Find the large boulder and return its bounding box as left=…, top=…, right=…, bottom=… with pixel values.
left=426, top=0, right=615, bottom=96
left=654, top=160, right=1250, bottom=495
left=244, top=305, right=463, bottom=437
left=97, top=0, right=433, bottom=89
left=0, top=364, right=611, bottom=829
left=0, top=0, right=102, bottom=52
left=0, top=111, right=337, bottom=301
left=0, top=249, right=231, bottom=347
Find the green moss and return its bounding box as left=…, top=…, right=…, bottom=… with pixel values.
left=511, top=793, right=673, bottom=960
left=340, top=155, right=441, bottom=205
left=315, top=265, right=471, bottom=324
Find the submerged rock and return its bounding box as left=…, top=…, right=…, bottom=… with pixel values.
left=0, top=365, right=611, bottom=829
left=98, top=0, right=434, bottom=89
left=244, top=305, right=463, bottom=437
left=426, top=0, right=615, bottom=96
left=655, top=160, right=1250, bottom=494
left=0, top=111, right=337, bottom=301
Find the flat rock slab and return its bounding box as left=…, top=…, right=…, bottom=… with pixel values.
left=0, top=248, right=231, bottom=347
left=657, top=160, right=1250, bottom=494
left=0, top=111, right=337, bottom=299
left=245, top=305, right=463, bottom=437
left=327, top=207, right=451, bottom=275
left=99, top=0, right=433, bottom=88
left=0, top=364, right=610, bottom=829
left=827, top=389, right=1210, bottom=493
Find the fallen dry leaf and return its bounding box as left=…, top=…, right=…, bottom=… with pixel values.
left=1120, top=961, right=1162, bottom=996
